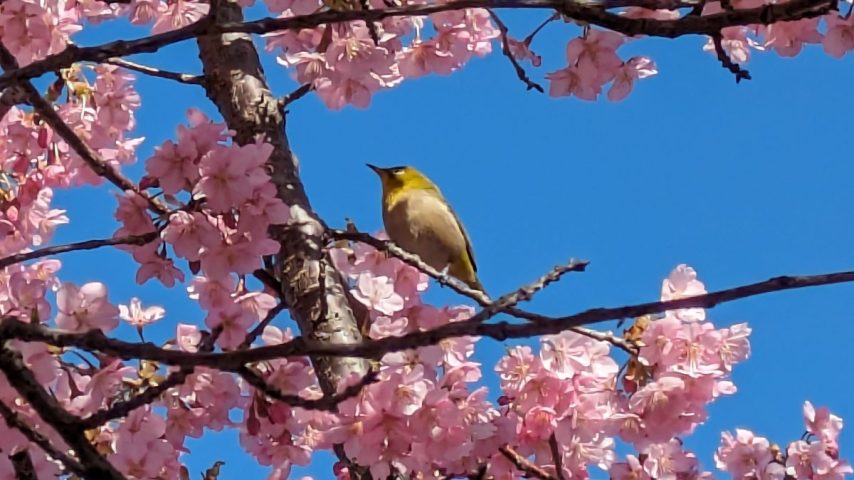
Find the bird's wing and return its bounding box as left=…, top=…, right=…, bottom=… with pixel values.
left=447, top=203, right=477, bottom=273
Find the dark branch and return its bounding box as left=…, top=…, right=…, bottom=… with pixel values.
left=0, top=401, right=85, bottom=477
left=238, top=366, right=378, bottom=411
left=549, top=434, right=567, bottom=480
left=9, top=450, right=37, bottom=480
left=103, top=58, right=206, bottom=85
left=5, top=267, right=854, bottom=368
left=712, top=34, right=752, bottom=82
left=0, top=343, right=126, bottom=480
left=279, top=83, right=314, bottom=111
left=0, top=232, right=158, bottom=270
left=239, top=302, right=288, bottom=349
left=78, top=368, right=191, bottom=429
left=80, top=325, right=223, bottom=429
left=0, top=0, right=835, bottom=90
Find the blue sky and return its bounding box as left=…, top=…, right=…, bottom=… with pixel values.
left=51, top=7, right=854, bottom=478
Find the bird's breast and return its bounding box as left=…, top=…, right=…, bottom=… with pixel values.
left=382, top=190, right=466, bottom=271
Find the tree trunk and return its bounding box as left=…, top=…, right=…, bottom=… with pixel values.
left=195, top=0, right=370, bottom=417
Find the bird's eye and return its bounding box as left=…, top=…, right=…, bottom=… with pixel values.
left=393, top=169, right=405, bottom=175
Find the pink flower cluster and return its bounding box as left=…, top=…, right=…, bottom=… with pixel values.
left=697, top=1, right=854, bottom=64
left=0, top=65, right=141, bottom=261
left=546, top=29, right=658, bottom=102
left=715, top=402, right=852, bottom=480
left=267, top=0, right=498, bottom=109
left=616, top=265, right=752, bottom=447
left=114, top=109, right=288, bottom=299
left=324, top=240, right=506, bottom=478
left=610, top=439, right=711, bottom=480
left=493, top=333, right=620, bottom=478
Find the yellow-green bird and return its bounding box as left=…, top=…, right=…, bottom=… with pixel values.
left=367, top=164, right=486, bottom=293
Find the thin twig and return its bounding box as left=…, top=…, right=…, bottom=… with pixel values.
left=499, top=445, right=557, bottom=480
left=330, top=229, right=493, bottom=303
left=549, top=434, right=567, bottom=480
left=0, top=401, right=85, bottom=477
left=239, top=302, right=288, bottom=349
left=0, top=232, right=158, bottom=269
left=78, top=369, right=190, bottom=429
left=279, top=83, right=314, bottom=111
left=239, top=366, right=378, bottom=411
left=525, top=12, right=561, bottom=44
left=103, top=58, right=205, bottom=85
left=0, top=0, right=835, bottom=90
left=488, top=10, right=545, bottom=92
left=711, top=34, right=751, bottom=82
left=504, top=306, right=635, bottom=353
left=75, top=326, right=223, bottom=429
left=330, top=230, right=619, bottom=349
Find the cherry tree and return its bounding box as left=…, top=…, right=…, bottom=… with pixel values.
left=0, top=0, right=851, bottom=477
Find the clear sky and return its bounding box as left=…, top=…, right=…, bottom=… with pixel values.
left=54, top=8, right=854, bottom=478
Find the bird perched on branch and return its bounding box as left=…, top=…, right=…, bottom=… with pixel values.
left=367, top=164, right=486, bottom=293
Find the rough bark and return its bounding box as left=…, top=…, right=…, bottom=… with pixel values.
left=195, top=0, right=370, bottom=409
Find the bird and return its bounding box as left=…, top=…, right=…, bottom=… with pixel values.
left=367, top=163, right=486, bottom=293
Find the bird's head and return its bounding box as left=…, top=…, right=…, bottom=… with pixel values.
left=366, top=164, right=439, bottom=194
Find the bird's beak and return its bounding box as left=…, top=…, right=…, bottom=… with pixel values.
left=366, top=163, right=384, bottom=176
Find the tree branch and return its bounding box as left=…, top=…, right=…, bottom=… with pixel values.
left=0, top=232, right=158, bottom=270
left=103, top=58, right=206, bottom=85
left=279, top=83, right=314, bottom=111
left=238, top=366, right=378, bottom=411
left=330, top=230, right=630, bottom=351
left=0, top=0, right=835, bottom=90
left=0, top=401, right=85, bottom=477
left=9, top=449, right=37, bottom=480
left=711, top=34, right=752, bottom=82
left=4, top=267, right=853, bottom=369
left=80, top=325, right=223, bottom=429
left=239, top=302, right=288, bottom=349
left=0, top=343, right=126, bottom=480
left=195, top=0, right=373, bottom=475
left=549, top=434, right=567, bottom=480
left=499, top=445, right=557, bottom=480
left=78, top=368, right=191, bottom=429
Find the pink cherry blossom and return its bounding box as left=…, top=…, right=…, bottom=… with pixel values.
left=119, top=297, right=166, bottom=328
left=507, top=37, right=542, bottom=67
left=55, top=281, right=119, bottom=332
left=150, top=0, right=209, bottom=34
left=176, top=323, right=202, bottom=352
left=761, top=18, right=822, bottom=57
left=162, top=211, right=222, bottom=261
left=205, top=303, right=256, bottom=349
left=661, top=263, right=707, bottom=322
left=803, top=400, right=844, bottom=447
left=823, top=13, right=854, bottom=58
left=715, top=429, right=775, bottom=479
left=352, top=272, right=406, bottom=316
left=608, top=56, right=657, bottom=101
